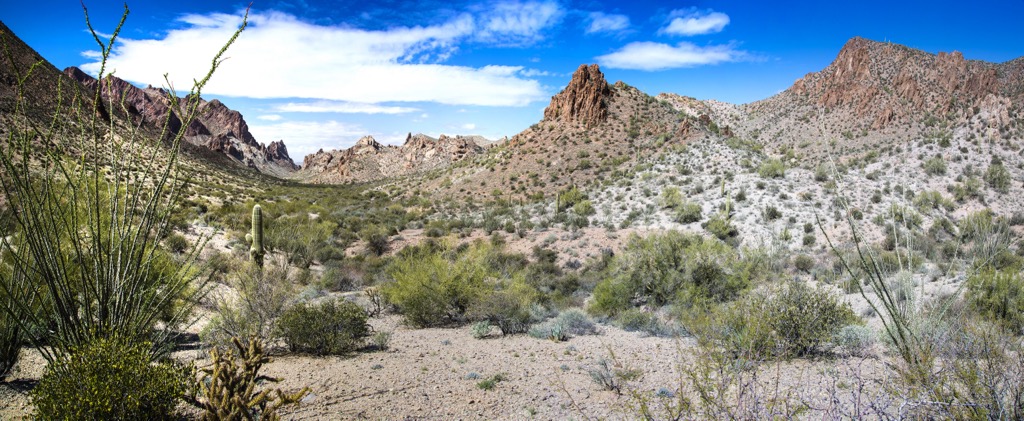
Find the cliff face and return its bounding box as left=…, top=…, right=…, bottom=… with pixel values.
left=63, top=67, right=298, bottom=175
left=543, top=64, right=610, bottom=127
left=299, top=134, right=486, bottom=184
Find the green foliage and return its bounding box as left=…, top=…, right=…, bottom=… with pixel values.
left=661, top=187, right=683, bottom=209
left=528, top=308, right=598, bottom=341
left=476, top=373, right=506, bottom=391
left=922, top=155, right=947, bottom=176
left=913, top=190, right=955, bottom=213
left=32, top=336, right=190, bottom=420
left=984, top=163, right=1011, bottom=193
left=276, top=299, right=369, bottom=355
left=383, top=241, right=499, bottom=327
left=572, top=200, right=595, bottom=217
left=557, top=186, right=585, bottom=212
left=190, top=338, right=308, bottom=421
left=703, top=214, right=739, bottom=243
left=793, top=254, right=815, bottom=272
left=202, top=262, right=294, bottom=348
left=589, top=231, right=750, bottom=317
left=674, top=201, right=702, bottom=224
left=360, top=225, right=390, bottom=256
left=164, top=233, right=190, bottom=254
left=832, top=324, right=877, bottom=357
left=967, top=269, right=1024, bottom=332
left=471, top=321, right=492, bottom=339
left=757, top=158, right=786, bottom=179
left=468, top=290, right=532, bottom=335
left=695, top=282, right=857, bottom=359
left=0, top=5, right=245, bottom=361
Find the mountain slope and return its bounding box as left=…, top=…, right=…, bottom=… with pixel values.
left=64, top=67, right=298, bottom=177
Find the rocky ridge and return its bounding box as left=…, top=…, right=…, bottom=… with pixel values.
left=299, top=133, right=488, bottom=184
left=63, top=67, right=298, bottom=177
left=542, top=64, right=610, bottom=127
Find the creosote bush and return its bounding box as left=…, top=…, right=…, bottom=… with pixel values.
left=276, top=299, right=369, bottom=355
left=967, top=269, right=1024, bottom=333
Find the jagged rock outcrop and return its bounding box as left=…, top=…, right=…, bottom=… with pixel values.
left=299, top=134, right=486, bottom=184
left=543, top=64, right=610, bottom=127
left=63, top=67, right=298, bottom=175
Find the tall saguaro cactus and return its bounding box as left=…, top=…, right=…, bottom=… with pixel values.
left=246, top=204, right=265, bottom=267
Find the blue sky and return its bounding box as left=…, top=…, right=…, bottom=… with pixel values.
left=3, top=1, right=1023, bottom=159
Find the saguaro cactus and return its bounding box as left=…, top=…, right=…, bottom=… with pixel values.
left=245, top=204, right=265, bottom=267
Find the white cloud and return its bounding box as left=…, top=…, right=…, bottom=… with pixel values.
left=461, top=123, right=477, bottom=130
left=276, top=101, right=419, bottom=114
left=477, top=1, right=564, bottom=45
left=586, top=12, right=629, bottom=34
left=596, top=41, right=745, bottom=71
left=80, top=10, right=546, bottom=107
left=248, top=120, right=367, bottom=158
left=662, top=10, right=730, bottom=36
left=257, top=114, right=282, bottom=121
left=519, top=68, right=551, bottom=77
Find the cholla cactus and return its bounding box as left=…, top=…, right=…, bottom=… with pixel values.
left=245, top=204, right=265, bottom=267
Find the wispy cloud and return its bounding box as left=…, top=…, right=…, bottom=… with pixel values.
left=661, top=9, right=730, bottom=36
left=257, top=114, right=282, bottom=121
left=276, top=101, right=419, bottom=114
left=476, top=1, right=564, bottom=46
left=586, top=12, right=629, bottom=34
left=81, top=9, right=548, bottom=107
left=248, top=120, right=367, bottom=158
left=596, top=41, right=745, bottom=71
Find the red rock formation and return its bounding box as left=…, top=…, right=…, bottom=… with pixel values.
left=543, top=64, right=610, bottom=127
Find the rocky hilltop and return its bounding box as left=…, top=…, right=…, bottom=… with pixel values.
left=736, top=37, right=1024, bottom=160
left=64, top=67, right=298, bottom=177
left=543, top=64, right=610, bottom=127
left=299, top=133, right=488, bottom=184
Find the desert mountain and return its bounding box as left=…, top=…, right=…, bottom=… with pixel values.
left=299, top=133, right=489, bottom=184
left=731, top=37, right=1024, bottom=160
left=63, top=67, right=299, bottom=177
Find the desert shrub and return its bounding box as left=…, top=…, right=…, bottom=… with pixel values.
left=590, top=231, right=750, bottom=318
left=984, top=162, right=1011, bottom=193
left=923, top=155, right=947, bottom=175
left=661, top=187, right=683, bottom=209
left=164, top=233, right=190, bottom=254
left=697, top=282, right=857, bottom=359
left=528, top=309, right=598, bottom=341
left=802, top=233, right=816, bottom=247
left=557, top=186, right=585, bottom=212
left=832, top=324, right=877, bottom=357
left=32, top=336, right=189, bottom=420
left=276, top=299, right=369, bottom=355
left=673, top=202, right=702, bottom=223
left=360, top=225, right=390, bottom=256
left=468, top=290, right=532, bottom=335
left=572, top=200, right=595, bottom=217
left=702, top=214, right=739, bottom=243
left=757, top=158, right=786, bottom=178
left=762, top=206, right=782, bottom=221
left=202, top=261, right=294, bottom=348
left=471, top=321, right=492, bottom=339
left=383, top=241, right=500, bottom=327
left=0, top=314, right=19, bottom=379
left=588, top=357, right=642, bottom=395
left=967, top=269, right=1024, bottom=333
left=793, top=254, right=815, bottom=272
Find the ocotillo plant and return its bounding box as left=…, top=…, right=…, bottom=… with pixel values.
left=246, top=204, right=265, bottom=267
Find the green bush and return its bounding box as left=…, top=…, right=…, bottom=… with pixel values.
left=923, top=155, right=947, bottom=176
left=757, top=158, right=786, bottom=178
left=589, top=231, right=750, bottom=317
left=557, top=186, right=585, bottom=212
left=984, top=163, right=1011, bottom=193
left=360, top=225, right=390, bottom=256
left=276, top=299, right=369, bottom=355
left=572, top=200, right=595, bottom=217
left=697, top=282, right=857, bottom=359
left=703, top=215, right=739, bottom=243
left=468, top=290, right=532, bottom=335
left=967, top=269, right=1024, bottom=332
left=0, top=309, right=21, bottom=379
left=201, top=262, right=294, bottom=348
left=674, top=202, right=702, bottom=224
left=793, top=254, right=815, bottom=272
left=661, top=187, right=683, bottom=209
left=383, top=241, right=504, bottom=327
left=32, top=336, right=189, bottom=420
left=832, top=324, right=876, bottom=357
left=528, top=309, right=598, bottom=341
left=164, top=233, right=190, bottom=254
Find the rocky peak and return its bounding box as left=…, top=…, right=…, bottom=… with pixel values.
left=197, top=99, right=258, bottom=147
left=543, top=64, right=610, bottom=127
left=266, top=140, right=298, bottom=170
left=353, top=135, right=383, bottom=153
